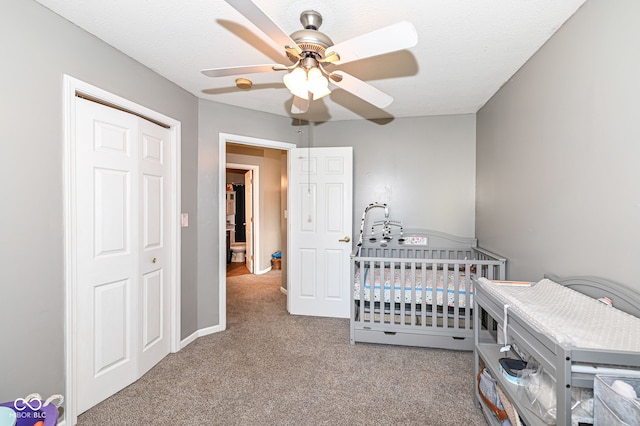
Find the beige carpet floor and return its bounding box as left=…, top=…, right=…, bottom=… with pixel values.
left=77, top=270, right=488, bottom=425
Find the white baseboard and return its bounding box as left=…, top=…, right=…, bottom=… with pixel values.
left=280, top=286, right=287, bottom=295
left=255, top=266, right=272, bottom=275
left=179, top=324, right=223, bottom=350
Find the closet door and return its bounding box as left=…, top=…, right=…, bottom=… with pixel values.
left=75, top=97, right=171, bottom=413
left=138, top=117, right=172, bottom=376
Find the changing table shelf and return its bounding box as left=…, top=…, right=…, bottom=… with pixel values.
left=476, top=342, right=548, bottom=426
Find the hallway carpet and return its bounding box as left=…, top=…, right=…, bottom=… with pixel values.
left=77, top=270, right=487, bottom=425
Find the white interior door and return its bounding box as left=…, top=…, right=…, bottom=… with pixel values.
left=76, top=98, right=137, bottom=413
left=244, top=170, right=254, bottom=273
left=75, top=97, right=171, bottom=413
left=138, top=117, right=172, bottom=376
left=288, top=147, right=353, bottom=318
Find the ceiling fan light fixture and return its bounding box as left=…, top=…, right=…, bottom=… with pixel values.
left=283, top=66, right=331, bottom=101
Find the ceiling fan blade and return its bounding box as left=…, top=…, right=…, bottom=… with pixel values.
left=201, top=64, right=285, bottom=77
left=330, top=71, right=393, bottom=109
left=225, top=0, right=302, bottom=57
left=291, top=96, right=310, bottom=114
left=324, top=21, right=418, bottom=65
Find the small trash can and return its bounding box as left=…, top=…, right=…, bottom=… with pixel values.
left=594, top=375, right=640, bottom=425
left=271, top=251, right=282, bottom=270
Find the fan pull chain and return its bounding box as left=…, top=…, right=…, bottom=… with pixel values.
left=296, top=120, right=313, bottom=223
left=306, top=122, right=313, bottom=223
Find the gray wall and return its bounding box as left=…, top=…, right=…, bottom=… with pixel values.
left=0, top=0, right=198, bottom=404
left=314, top=115, right=477, bottom=237
left=476, top=0, right=640, bottom=287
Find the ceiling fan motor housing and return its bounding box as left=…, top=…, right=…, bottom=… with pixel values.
left=287, top=10, right=333, bottom=63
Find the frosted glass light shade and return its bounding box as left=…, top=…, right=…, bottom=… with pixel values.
left=307, top=68, right=331, bottom=99
left=283, top=66, right=331, bottom=100
left=283, top=67, right=309, bottom=99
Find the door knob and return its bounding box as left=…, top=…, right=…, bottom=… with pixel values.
left=339, top=236, right=351, bottom=243
left=152, top=258, right=157, bottom=263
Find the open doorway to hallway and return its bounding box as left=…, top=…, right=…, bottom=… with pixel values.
left=224, top=143, right=288, bottom=279
left=218, top=134, right=295, bottom=332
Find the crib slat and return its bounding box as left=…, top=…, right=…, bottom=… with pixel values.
left=400, top=261, right=406, bottom=325
left=367, top=260, right=374, bottom=325
left=442, top=264, right=449, bottom=330
left=452, top=263, right=459, bottom=330
left=410, top=262, right=417, bottom=326
left=388, top=261, right=393, bottom=325
left=430, top=261, right=438, bottom=328
left=420, top=262, right=427, bottom=327
left=359, top=260, right=366, bottom=324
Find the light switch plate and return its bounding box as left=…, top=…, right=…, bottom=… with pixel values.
left=181, top=213, right=188, bottom=227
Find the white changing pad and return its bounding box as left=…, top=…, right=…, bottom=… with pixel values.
left=476, top=278, right=640, bottom=352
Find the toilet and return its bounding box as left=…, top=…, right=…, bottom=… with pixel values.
left=230, top=242, right=246, bottom=263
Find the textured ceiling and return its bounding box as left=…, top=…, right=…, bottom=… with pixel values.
left=35, top=0, right=586, bottom=122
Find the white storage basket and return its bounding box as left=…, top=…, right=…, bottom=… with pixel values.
left=594, top=375, right=640, bottom=426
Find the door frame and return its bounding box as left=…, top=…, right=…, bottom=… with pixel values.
left=225, top=163, right=259, bottom=273
left=63, top=75, right=181, bottom=425
left=218, top=133, right=295, bottom=331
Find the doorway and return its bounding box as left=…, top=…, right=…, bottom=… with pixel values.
left=226, top=163, right=257, bottom=276
left=217, top=133, right=295, bottom=331
left=225, top=144, right=282, bottom=275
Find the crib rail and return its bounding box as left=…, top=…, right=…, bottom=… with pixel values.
left=352, top=245, right=506, bottom=281
left=350, top=244, right=506, bottom=350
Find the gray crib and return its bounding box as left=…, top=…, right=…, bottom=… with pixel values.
left=350, top=228, right=506, bottom=350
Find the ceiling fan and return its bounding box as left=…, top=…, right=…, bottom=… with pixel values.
left=201, top=0, right=418, bottom=114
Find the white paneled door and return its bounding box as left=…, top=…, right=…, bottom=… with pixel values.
left=289, top=147, right=353, bottom=318
left=75, top=98, right=171, bottom=413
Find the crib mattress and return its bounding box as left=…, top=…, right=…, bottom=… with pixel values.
left=353, top=267, right=473, bottom=308
left=476, top=278, right=640, bottom=352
